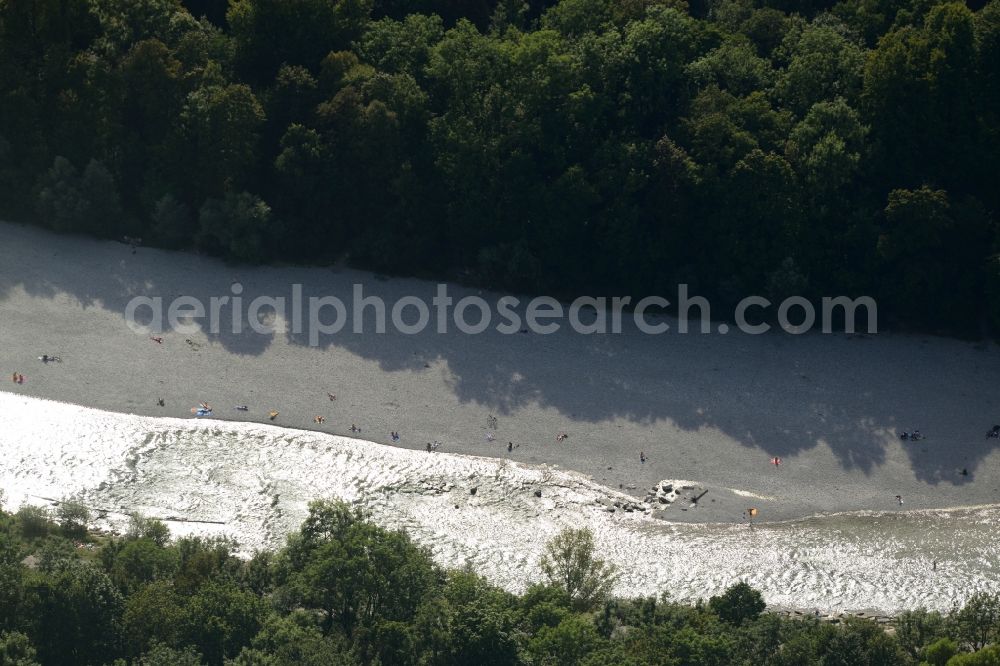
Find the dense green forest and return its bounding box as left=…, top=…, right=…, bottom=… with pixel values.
left=0, top=0, right=998, bottom=333
left=2, top=496, right=1000, bottom=665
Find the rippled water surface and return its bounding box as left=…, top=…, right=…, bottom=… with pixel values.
left=2, top=392, right=998, bottom=613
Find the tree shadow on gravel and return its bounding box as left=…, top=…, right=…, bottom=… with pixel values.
left=2, top=220, right=998, bottom=486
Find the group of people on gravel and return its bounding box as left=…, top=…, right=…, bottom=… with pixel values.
left=10, top=353, right=62, bottom=384
left=13, top=339, right=1000, bottom=517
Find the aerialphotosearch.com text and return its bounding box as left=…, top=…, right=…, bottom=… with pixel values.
left=125, top=283, right=878, bottom=345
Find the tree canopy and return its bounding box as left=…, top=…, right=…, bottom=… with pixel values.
left=1, top=0, right=998, bottom=334
left=1, top=502, right=999, bottom=665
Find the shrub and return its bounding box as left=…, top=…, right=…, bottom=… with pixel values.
left=539, top=528, right=618, bottom=612
left=15, top=505, right=52, bottom=539
left=709, top=582, right=766, bottom=625
left=57, top=501, right=91, bottom=539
